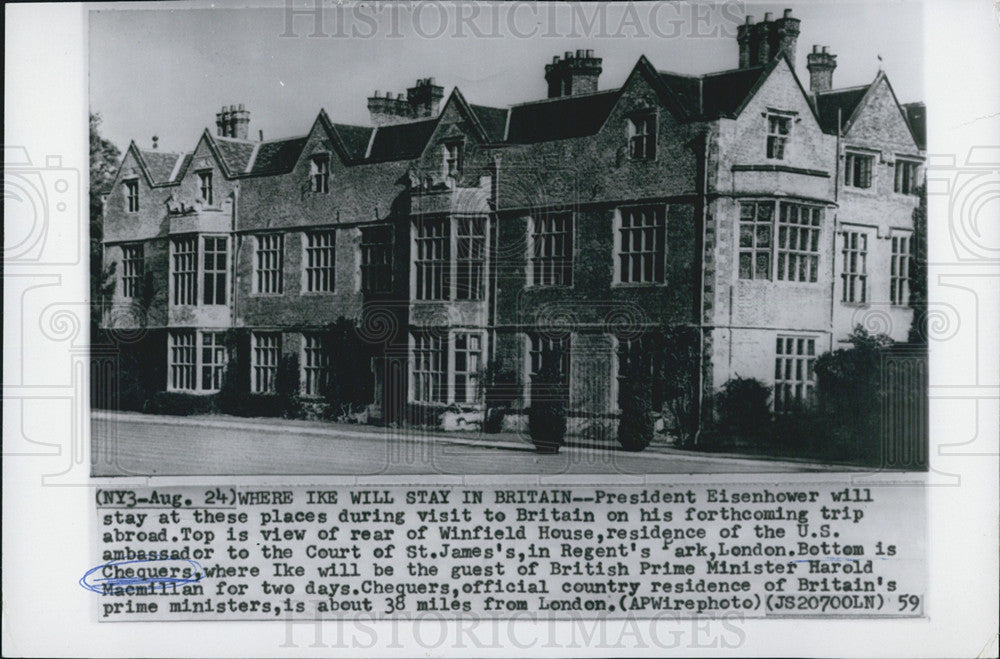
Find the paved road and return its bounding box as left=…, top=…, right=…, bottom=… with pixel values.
left=91, top=411, right=839, bottom=476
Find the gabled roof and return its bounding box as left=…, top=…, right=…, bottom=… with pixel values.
left=902, top=102, right=926, bottom=150
left=658, top=60, right=790, bottom=121
left=505, top=90, right=619, bottom=144
left=211, top=135, right=257, bottom=174
left=135, top=148, right=187, bottom=185
left=813, top=85, right=869, bottom=134
left=248, top=136, right=309, bottom=175
left=367, top=118, right=439, bottom=162
left=469, top=104, right=508, bottom=142
left=332, top=123, right=374, bottom=160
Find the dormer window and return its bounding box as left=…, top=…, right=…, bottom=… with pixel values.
left=125, top=179, right=139, bottom=212
left=442, top=141, right=462, bottom=178
left=766, top=112, right=792, bottom=160
left=310, top=154, right=330, bottom=194
left=198, top=171, right=213, bottom=205
left=627, top=111, right=656, bottom=160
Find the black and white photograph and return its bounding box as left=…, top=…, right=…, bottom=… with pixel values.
left=3, top=0, right=998, bottom=656
left=89, top=1, right=928, bottom=476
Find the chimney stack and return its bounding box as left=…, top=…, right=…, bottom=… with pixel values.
left=806, top=45, right=837, bottom=93
left=215, top=103, right=251, bottom=139
left=407, top=77, right=444, bottom=118
left=544, top=49, right=603, bottom=98
left=737, top=8, right=800, bottom=69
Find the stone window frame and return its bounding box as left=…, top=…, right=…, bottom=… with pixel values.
left=413, top=216, right=450, bottom=301
left=893, top=157, right=921, bottom=196
left=360, top=224, right=394, bottom=294
left=124, top=178, right=140, bottom=213
left=197, top=169, right=213, bottom=205
left=168, top=330, right=197, bottom=392
left=840, top=228, right=869, bottom=305
left=454, top=215, right=487, bottom=300
left=440, top=138, right=463, bottom=179
left=170, top=235, right=198, bottom=306
left=774, top=334, right=817, bottom=413
left=844, top=148, right=877, bottom=191
left=253, top=233, right=284, bottom=295
left=890, top=231, right=912, bottom=307
left=626, top=108, right=658, bottom=161
left=201, top=235, right=228, bottom=306
left=302, top=229, right=336, bottom=294
left=251, top=331, right=281, bottom=394
left=300, top=332, right=329, bottom=399
left=613, top=204, right=667, bottom=286
left=120, top=242, right=144, bottom=299
left=527, top=212, right=574, bottom=288
left=523, top=331, right=571, bottom=406
left=764, top=110, right=795, bottom=161
left=407, top=328, right=487, bottom=406
left=738, top=199, right=823, bottom=284
left=200, top=331, right=228, bottom=392
left=310, top=152, right=330, bottom=194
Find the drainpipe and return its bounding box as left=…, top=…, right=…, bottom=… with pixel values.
left=231, top=184, right=239, bottom=330
left=695, top=127, right=710, bottom=446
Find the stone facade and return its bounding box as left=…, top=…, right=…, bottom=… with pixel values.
left=100, top=10, right=924, bottom=424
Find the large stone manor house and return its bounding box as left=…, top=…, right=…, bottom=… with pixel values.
left=100, top=9, right=925, bottom=423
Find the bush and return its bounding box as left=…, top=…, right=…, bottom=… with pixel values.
left=715, top=377, right=772, bottom=448
left=275, top=353, right=301, bottom=418
left=653, top=326, right=701, bottom=447
left=319, top=318, right=375, bottom=419
left=143, top=391, right=216, bottom=416
left=483, top=359, right=517, bottom=434
left=528, top=347, right=567, bottom=453
left=617, top=352, right=654, bottom=452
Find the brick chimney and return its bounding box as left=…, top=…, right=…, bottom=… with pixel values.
left=737, top=8, right=799, bottom=68
left=407, top=77, right=444, bottom=118
left=545, top=49, right=602, bottom=98
left=367, top=91, right=412, bottom=126
left=216, top=104, right=250, bottom=139
left=806, top=45, right=837, bottom=93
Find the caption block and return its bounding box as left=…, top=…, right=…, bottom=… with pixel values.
left=88, top=483, right=925, bottom=620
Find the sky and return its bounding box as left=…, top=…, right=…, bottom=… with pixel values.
left=89, top=1, right=924, bottom=154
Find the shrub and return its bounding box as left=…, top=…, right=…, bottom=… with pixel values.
left=143, top=391, right=215, bottom=416
left=617, top=352, right=654, bottom=451
left=528, top=347, right=567, bottom=453
left=275, top=353, right=301, bottom=418
left=319, top=318, right=375, bottom=419
left=653, top=326, right=701, bottom=448
left=715, top=377, right=772, bottom=447
left=482, top=359, right=517, bottom=434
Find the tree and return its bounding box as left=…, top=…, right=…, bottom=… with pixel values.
left=90, top=112, right=122, bottom=333
left=652, top=326, right=701, bottom=448
left=908, top=184, right=927, bottom=343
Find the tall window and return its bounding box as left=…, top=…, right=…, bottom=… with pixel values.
left=198, top=171, right=213, bottom=205
left=627, top=112, right=656, bottom=160
left=302, top=333, right=329, bottom=397
left=125, top=179, right=139, bottom=212
left=894, top=160, right=919, bottom=195
left=412, top=332, right=446, bottom=403
left=738, top=201, right=774, bottom=280
left=361, top=225, right=393, bottom=294
left=255, top=234, right=283, bottom=294
left=891, top=234, right=911, bottom=305
left=200, top=332, right=227, bottom=391
left=766, top=113, right=791, bottom=160
left=304, top=230, right=335, bottom=293
left=310, top=155, right=329, bottom=194
left=530, top=213, right=573, bottom=287
left=252, top=332, right=280, bottom=393
left=776, top=203, right=821, bottom=283
left=775, top=336, right=816, bottom=413
left=456, top=217, right=486, bottom=300
left=845, top=151, right=874, bottom=189
left=171, top=237, right=197, bottom=305
left=202, top=236, right=227, bottom=305
left=618, top=206, right=666, bottom=284
left=442, top=142, right=462, bottom=178
left=415, top=217, right=449, bottom=300
left=121, top=244, right=144, bottom=298
left=528, top=333, right=570, bottom=386
left=841, top=231, right=868, bottom=303
left=169, top=331, right=196, bottom=391
left=453, top=333, right=482, bottom=403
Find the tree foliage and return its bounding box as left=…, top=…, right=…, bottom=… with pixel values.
left=908, top=185, right=928, bottom=343
left=528, top=346, right=567, bottom=453
left=617, top=352, right=654, bottom=452
left=90, top=112, right=122, bottom=331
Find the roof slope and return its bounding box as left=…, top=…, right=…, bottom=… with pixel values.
left=469, top=104, right=509, bottom=142
left=902, top=102, right=926, bottom=150
left=331, top=123, right=374, bottom=160
left=657, top=65, right=773, bottom=120
left=505, top=90, right=619, bottom=144
left=137, top=149, right=185, bottom=184
left=212, top=136, right=257, bottom=173
left=367, top=119, right=438, bottom=162
left=813, top=85, right=868, bottom=134
left=250, top=137, right=309, bottom=175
